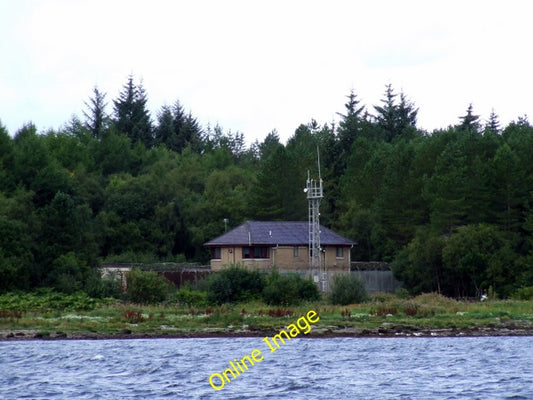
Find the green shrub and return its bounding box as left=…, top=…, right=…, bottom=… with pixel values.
left=395, top=287, right=411, bottom=299
left=262, top=270, right=320, bottom=306
left=0, top=289, right=99, bottom=311
left=174, top=286, right=208, bottom=306
left=84, top=270, right=123, bottom=299
left=125, top=268, right=173, bottom=304
left=512, top=286, right=533, bottom=300
left=329, top=274, right=368, bottom=305
left=47, top=252, right=92, bottom=294
left=207, top=265, right=265, bottom=305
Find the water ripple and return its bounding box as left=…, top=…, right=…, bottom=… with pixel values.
left=1, top=337, right=532, bottom=399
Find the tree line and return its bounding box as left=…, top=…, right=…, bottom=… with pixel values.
left=0, top=76, right=532, bottom=298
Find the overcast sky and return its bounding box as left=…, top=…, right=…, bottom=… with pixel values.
left=1, top=0, right=532, bottom=144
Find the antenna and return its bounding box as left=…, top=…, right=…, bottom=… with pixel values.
left=305, top=146, right=326, bottom=291
left=317, top=145, right=321, bottom=181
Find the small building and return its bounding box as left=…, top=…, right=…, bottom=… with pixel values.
left=204, top=221, right=355, bottom=278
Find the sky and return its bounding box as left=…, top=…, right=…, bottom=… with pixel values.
left=1, top=0, right=532, bottom=144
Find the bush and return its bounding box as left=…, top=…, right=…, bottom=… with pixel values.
left=395, top=287, right=411, bottom=299
left=47, top=252, right=92, bottom=294
left=174, top=286, right=208, bottom=306
left=512, top=286, right=533, bottom=300
left=329, top=274, right=368, bottom=305
left=262, top=270, right=320, bottom=306
left=207, top=265, right=265, bottom=305
left=84, top=270, right=123, bottom=299
left=125, top=268, right=173, bottom=304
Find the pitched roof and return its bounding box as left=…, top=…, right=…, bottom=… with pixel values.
left=204, top=221, right=355, bottom=247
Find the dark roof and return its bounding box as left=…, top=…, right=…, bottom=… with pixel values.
left=204, top=221, right=355, bottom=247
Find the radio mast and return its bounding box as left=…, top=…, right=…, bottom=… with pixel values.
left=305, top=147, right=326, bottom=291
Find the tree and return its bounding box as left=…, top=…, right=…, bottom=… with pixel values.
left=0, top=122, right=15, bottom=191
left=458, top=103, right=481, bottom=132
left=485, top=109, right=501, bottom=134
left=374, top=84, right=418, bottom=141
left=83, top=86, right=109, bottom=139
left=258, top=130, right=281, bottom=161
left=442, top=224, right=515, bottom=298
left=113, top=76, right=153, bottom=147
left=336, top=89, right=366, bottom=150
left=154, top=105, right=176, bottom=148
left=12, top=124, right=72, bottom=207
left=490, top=144, right=525, bottom=231
left=392, top=228, right=444, bottom=295
left=250, top=145, right=291, bottom=220
left=155, top=101, right=203, bottom=153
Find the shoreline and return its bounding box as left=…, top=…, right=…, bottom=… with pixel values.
left=2, top=325, right=533, bottom=341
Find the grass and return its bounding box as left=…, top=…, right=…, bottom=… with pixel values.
left=0, top=291, right=532, bottom=339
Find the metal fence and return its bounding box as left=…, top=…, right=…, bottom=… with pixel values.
left=350, top=262, right=403, bottom=294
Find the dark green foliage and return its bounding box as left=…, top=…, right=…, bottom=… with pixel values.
left=207, top=265, right=265, bottom=304
left=84, top=271, right=123, bottom=299
left=113, top=76, right=153, bottom=147
left=392, top=228, right=445, bottom=295
left=125, top=268, right=173, bottom=304
left=0, top=79, right=532, bottom=299
left=83, top=86, right=109, bottom=139
left=512, top=286, right=533, bottom=300
left=262, top=270, right=320, bottom=306
left=154, top=101, right=202, bottom=153
left=174, top=285, right=208, bottom=306
left=441, top=224, right=516, bottom=298
left=373, top=84, right=418, bottom=141
left=47, top=252, right=92, bottom=294
left=329, top=274, right=368, bottom=305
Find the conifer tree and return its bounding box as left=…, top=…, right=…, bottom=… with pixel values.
left=458, top=103, right=481, bottom=132
left=336, top=89, right=366, bottom=146
left=83, top=86, right=109, bottom=139
left=374, top=83, right=398, bottom=141
left=113, top=75, right=153, bottom=147
left=485, top=109, right=501, bottom=134
left=374, top=84, right=418, bottom=141
left=154, top=105, right=176, bottom=148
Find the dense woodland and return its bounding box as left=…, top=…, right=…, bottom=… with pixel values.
left=1, top=76, right=532, bottom=298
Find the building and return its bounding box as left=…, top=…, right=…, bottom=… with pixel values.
left=204, top=221, right=355, bottom=279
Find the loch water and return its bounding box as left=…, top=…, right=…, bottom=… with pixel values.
left=1, top=336, right=532, bottom=399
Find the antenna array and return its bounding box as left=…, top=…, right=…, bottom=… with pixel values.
left=305, top=147, right=326, bottom=291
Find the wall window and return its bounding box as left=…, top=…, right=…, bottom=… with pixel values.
left=336, top=246, right=344, bottom=258
left=211, top=247, right=221, bottom=259
left=242, top=246, right=269, bottom=259
left=293, top=246, right=299, bottom=257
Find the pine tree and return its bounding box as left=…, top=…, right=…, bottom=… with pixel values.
left=113, top=75, right=153, bottom=147
left=374, top=84, right=418, bottom=141
left=83, top=86, right=109, bottom=139
left=374, top=84, right=398, bottom=141
left=397, top=92, right=418, bottom=133
left=458, top=103, right=481, bottom=133
left=154, top=100, right=202, bottom=153
left=485, top=109, right=501, bottom=134
left=336, top=89, right=366, bottom=145
left=154, top=105, right=176, bottom=148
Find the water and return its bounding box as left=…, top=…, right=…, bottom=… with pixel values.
left=1, top=336, right=532, bottom=399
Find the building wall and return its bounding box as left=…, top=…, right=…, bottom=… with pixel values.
left=210, top=245, right=351, bottom=274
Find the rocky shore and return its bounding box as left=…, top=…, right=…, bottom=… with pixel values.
left=2, top=324, right=533, bottom=341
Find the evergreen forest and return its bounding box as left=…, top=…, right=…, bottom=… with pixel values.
left=1, top=77, right=532, bottom=299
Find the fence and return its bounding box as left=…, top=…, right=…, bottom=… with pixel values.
left=100, top=263, right=212, bottom=289
left=350, top=262, right=403, bottom=294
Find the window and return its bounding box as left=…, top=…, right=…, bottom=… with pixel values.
left=336, top=247, right=344, bottom=258
left=211, top=247, right=221, bottom=259
left=242, top=246, right=269, bottom=259
left=293, top=246, right=299, bottom=257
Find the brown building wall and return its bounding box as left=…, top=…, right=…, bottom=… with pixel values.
left=210, top=245, right=351, bottom=274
